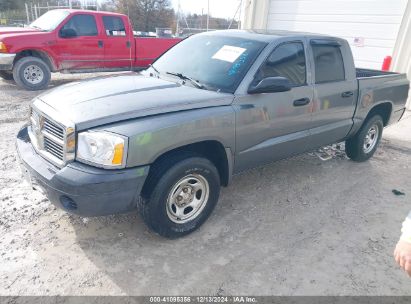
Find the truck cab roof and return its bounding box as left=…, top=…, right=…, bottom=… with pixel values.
left=56, top=9, right=127, bottom=18
left=202, top=29, right=342, bottom=43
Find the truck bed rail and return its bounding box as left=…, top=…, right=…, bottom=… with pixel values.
left=356, top=68, right=399, bottom=78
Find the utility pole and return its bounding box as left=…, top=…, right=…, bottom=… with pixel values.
left=176, top=0, right=180, bottom=37
left=201, top=8, right=203, bottom=30
left=206, top=0, right=209, bottom=31
left=34, top=4, right=38, bottom=19
left=30, top=3, right=35, bottom=21
left=238, top=0, right=243, bottom=29
left=25, top=3, right=30, bottom=24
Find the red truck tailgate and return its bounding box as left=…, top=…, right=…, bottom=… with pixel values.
left=134, top=37, right=181, bottom=67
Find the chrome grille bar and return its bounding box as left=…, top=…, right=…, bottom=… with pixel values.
left=43, top=119, right=64, bottom=140
left=44, top=137, right=64, bottom=159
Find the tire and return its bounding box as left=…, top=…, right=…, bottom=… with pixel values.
left=139, top=153, right=221, bottom=238
left=345, top=115, right=384, bottom=162
left=12, top=56, right=51, bottom=91
left=0, top=71, right=14, bottom=81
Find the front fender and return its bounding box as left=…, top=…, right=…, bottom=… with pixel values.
left=98, top=106, right=236, bottom=168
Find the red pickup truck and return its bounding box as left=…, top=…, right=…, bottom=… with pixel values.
left=0, top=9, right=181, bottom=90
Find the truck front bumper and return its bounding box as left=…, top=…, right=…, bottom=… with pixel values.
left=0, top=53, right=16, bottom=70
left=16, top=126, right=150, bottom=217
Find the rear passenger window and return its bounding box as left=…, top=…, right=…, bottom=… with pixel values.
left=103, top=16, right=126, bottom=36
left=312, top=44, right=345, bottom=83
left=256, top=42, right=306, bottom=87
left=61, top=14, right=98, bottom=36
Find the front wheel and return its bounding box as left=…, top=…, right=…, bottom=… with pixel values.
left=345, top=115, right=384, bottom=162
left=139, top=155, right=221, bottom=238
left=12, top=56, right=51, bottom=91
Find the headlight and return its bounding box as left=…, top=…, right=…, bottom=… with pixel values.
left=77, top=131, right=127, bottom=169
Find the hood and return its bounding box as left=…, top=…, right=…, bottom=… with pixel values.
left=37, top=73, right=234, bottom=130
left=0, top=27, right=40, bottom=35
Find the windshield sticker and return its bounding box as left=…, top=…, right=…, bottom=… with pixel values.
left=212, top=45, right=247, bottom=63
left=228, top=52, right=249, bottom=76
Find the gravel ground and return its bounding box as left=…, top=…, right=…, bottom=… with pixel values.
left=0, top=73, right=411, bottom=296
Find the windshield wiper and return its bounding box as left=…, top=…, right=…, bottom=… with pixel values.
left=29, top=25, right=46, bottom=31
left=149, top=64, right=160, bottom=75
left=166, top=72, right=205, bottom=89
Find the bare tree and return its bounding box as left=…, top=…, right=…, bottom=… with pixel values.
left=114, top=0, right=175, bottom=32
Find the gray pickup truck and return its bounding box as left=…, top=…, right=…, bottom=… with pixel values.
left=17, top=30, right=409, bottom=238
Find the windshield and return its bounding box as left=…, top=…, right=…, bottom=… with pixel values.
left=29, top=10, right=70, bottom=31
left=150, top=34, right=267, bottom=93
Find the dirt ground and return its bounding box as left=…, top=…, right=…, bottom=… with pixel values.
left=0, top=73, right=411, bottom=296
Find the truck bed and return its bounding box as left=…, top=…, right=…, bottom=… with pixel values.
left=354, top=68, right=409, bottom=132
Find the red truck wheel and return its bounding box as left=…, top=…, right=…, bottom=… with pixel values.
left=13, top=56, right=51, bottom=91
left=0, top=71, right=14, bottom=81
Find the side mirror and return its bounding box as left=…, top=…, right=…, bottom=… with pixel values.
left=248, top=76, right=292, bottom=94
left=60, top=28, right=77, bottom=38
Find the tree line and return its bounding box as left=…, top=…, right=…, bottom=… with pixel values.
left=0, top=0, right=238, bottom=33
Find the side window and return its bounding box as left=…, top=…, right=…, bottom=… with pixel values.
left=103, top=16, right=126, bottom=37
left=312, top=44, right=345, bottom=83
left=61, top=14, right=98, bottom=36
left=256, top=42, right=306, bottom=87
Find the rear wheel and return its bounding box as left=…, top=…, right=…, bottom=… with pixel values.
left=139, top=154, right=221, bottom=238
left=345, top=115, right=384, bottom=162
left=0, top=71, right=14, bottom=81
left=12, top=56, right=51, bottom=90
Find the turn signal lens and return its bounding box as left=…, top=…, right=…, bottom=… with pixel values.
left=0, top=42, right=8, bottom=53
left=112, top=143, right=124, bottom=165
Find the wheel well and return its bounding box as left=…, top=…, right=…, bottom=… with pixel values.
left=365, top=102, right=392, bottom=126
left=14, top=50, right=55, bottom=71
left=150, top=141, right=231, bottom=187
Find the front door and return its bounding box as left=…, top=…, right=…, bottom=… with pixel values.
left=56, top=13, right=104, bottom=70
left=234, top=41, right=314, bottom=172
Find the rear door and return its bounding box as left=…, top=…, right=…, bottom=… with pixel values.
left=56, top=14, right=104, bottom=70
left=234, top=40, right=314, bottom=172
left=101, top=15, right=132, bottom=69
left=308, top=39, right=357, bottom=148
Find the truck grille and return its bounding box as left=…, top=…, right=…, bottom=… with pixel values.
left=28, top=103, right=75, bottom=168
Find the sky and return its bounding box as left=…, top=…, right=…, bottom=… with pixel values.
left=171, top=0, right=243, bottom=19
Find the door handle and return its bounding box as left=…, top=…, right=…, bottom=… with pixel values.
left=341, top=91, right=354, bottom=98
left=126, top=41, right=131, bottom=48
left=98, top=40, right=104, bottom=48
left=293, top=97, right=311, bottom=107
